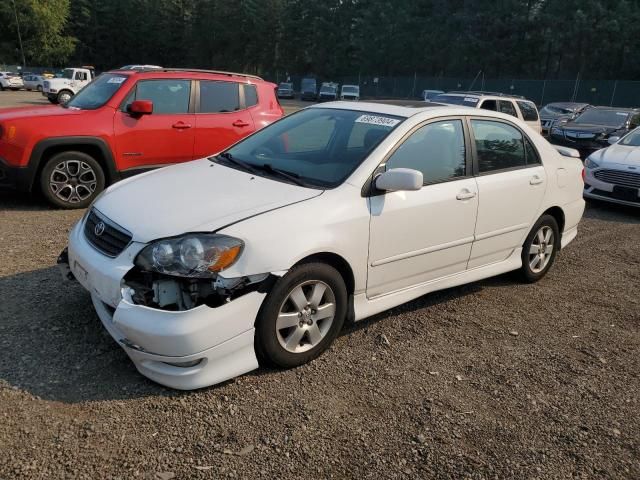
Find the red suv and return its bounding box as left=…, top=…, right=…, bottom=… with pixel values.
left=0, top=69, right=283, bottom=208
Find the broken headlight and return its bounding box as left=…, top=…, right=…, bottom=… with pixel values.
left=135, top=234, right=243, bottom=278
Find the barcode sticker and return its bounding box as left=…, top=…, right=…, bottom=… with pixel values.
left=355, top=115, right=401, bottom=127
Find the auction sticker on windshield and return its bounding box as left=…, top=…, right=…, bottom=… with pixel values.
left=355, top=115, right=401, bottom=127
left=107, top=76, right=126, bottom=84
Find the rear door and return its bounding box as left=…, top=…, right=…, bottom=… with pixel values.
left=468, top=118, right=546, bottom=268
left=193, top=80, right=255, bottom=158
left=113, top=78, right=196, bottom=171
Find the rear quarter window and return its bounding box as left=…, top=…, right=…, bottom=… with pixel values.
left=517, top=101, right=539, bottom=122
left=244, top=84, right=258, bottom=108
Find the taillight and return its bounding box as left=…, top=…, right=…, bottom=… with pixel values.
left=581, top=167, right=585, bottom=182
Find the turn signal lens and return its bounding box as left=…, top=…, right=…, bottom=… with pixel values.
left=208, top=244, right=242, bottom=273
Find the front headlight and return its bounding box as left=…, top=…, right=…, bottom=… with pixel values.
left=135, top=234, right=243, bottom=278
left=585, top=156, right=600, bottom=169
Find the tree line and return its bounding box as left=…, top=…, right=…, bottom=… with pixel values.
left=1, top=0, right=639, bottom=80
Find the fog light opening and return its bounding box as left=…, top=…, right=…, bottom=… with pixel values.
left=162, top=359, right=203, bottom=368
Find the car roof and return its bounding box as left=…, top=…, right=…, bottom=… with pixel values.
left=590, top=106, right=639, bottom=112
left=442, top=91, right=531, bottom=101
left=308, top=100, right=478, bottom=118
left=107, top=68, right=266, bottom=83
left=545, top=102, right=589, bottom=108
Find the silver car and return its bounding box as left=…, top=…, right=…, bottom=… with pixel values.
left=584, top=128, right=640, bottom=207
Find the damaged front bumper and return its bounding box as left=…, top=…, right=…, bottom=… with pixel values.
left=62, top=220, right=272, bottom=390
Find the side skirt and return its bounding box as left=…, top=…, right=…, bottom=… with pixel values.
left=353, top=248, right=523, bottom=322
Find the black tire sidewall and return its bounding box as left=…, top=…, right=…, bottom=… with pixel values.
left=520, top=214, right=560, bottom=282
left=40, top=151, right=105, bottom=209
left=255, top=263, right=347, bottom=368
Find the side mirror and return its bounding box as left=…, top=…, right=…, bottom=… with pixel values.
left=607, top=136, right=620, bottom=145
left=128, top=100, right=153, bottom=116
left=375, top=168, right=423, bottom=192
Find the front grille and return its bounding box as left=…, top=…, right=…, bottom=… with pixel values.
left=84, top=209, right=132, bottom=257
left=594, top=169, right=640, bottom=188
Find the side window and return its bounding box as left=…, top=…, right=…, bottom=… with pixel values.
left=199, top=81, right=239, bottom=113
left=244, top=84, right=258, bottom=107
left=499, top=100, right=518, bottom=117
left=75, top=71, right=87, bottom=81
left=471, top=120, right=526, bottom=173
left=524, top=137, right=541, bottom=165
left=517, top=101, right=539, bottom=121
left=480, top=100, right=498, bottom=111
left=386, top=119, right=466, bottom=185
left=629, top=114, right=640, bottom=129
left=134, top=80, right=191, bottom=114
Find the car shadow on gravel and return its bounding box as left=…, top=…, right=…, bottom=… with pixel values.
left=0, top=266, right=180, bottom=403
left=584, top=200, right=640, bottom=223
left=0, top=191, right=55, bottom=212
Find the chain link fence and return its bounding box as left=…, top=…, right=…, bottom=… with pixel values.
left=265, top=73, right=640, bottom=108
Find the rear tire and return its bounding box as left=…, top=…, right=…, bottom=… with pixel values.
left=255, top=263, right=347, bottom=368
left=39, top=151, right=105, bottom=209
left=519, top=214, right=560, bottom=283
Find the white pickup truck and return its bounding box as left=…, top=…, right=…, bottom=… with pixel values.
left=42, top=67, right=96, bottom=104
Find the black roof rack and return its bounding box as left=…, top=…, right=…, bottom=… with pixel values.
left=448, top=90, right=526, bottom=99
left=130, top=68, right=263, bottom=81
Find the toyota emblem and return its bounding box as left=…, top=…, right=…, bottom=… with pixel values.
left=94, top=221, right=106, bottom=236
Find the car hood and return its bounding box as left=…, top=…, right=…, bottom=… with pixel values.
left=0, top=105, right=80, bottom=121
left=93, top=158, right=323, bottom=243
left=591, top=144, right=640, bottom=167
left=555, top=123, right=619, bottom=135
left=540, top=112, right=572, bottom=121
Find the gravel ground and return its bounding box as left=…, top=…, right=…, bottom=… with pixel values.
left=0, top=93, right=639, bottom=479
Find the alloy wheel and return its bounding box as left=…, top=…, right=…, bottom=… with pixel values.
left=276, top=280, right=336, bottom=354
left=529, top=226, right=554, bottom=273
left=49, top=160, right=98, bottom=204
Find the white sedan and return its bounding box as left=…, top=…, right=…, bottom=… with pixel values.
left=61, top=102, right=585, bottom=389
left=584, top=129, right=640, bottom=207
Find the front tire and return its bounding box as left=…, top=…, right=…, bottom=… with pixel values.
left=519, top=214, right=560, bottom=282
left=39, top=151, right=105, bottom=209
left=57, top=90, right=73, bottom=105
left=255, top=263, right=347, bottom=368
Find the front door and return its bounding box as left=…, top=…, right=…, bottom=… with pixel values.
left=114, top=79, right=195, bottom=171
left=468, top=118, right=547, bottom=268
left=367, top=118, right=478, bottom=297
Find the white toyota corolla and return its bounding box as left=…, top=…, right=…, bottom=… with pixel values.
left=60, top=102, right=585, bottom=389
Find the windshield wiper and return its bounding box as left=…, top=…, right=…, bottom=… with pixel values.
left=257, top=164, right=306, bottom=187
left=213, top=152, right=257, bottom=174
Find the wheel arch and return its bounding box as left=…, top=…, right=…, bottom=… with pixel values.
left=541, top=206, right=565, bottom=239
left=29, top=137, right=119, bottom=192
left=292, top=251, right=355, bottom=296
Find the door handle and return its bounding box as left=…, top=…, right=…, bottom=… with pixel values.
left=530, top=175, right=544, bottom=185
left=232, top=120, right=250, bottom=127
left=172, top=122, right=192, bottom=129
left=456, top=189, right=477, bottom=201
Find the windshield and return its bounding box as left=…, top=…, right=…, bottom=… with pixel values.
left=62, top=69, right=74, bottom=80
left=619, top=128, right=640, bottom=146
left=217, top=108, right=404, bottom=188
left=573, top=109, right=629, bottom=127
left=342, top=86, right=358, bottom=93
left=66, top=73, right=128, bottom=110
left=301, top=79, right=316, bottom=90
left=321, top=86, right=336, bottom=93
left=540, top=105, right=574, bottom=116
left=279, top=83, right=292, bottom=89
left=433, top=94, right=479, bottom=106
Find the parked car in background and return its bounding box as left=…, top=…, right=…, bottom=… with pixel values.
left=23, top=74, right=45, bottom=92
left=43, top=66, right=96, bottom=104
left=539, top=102, right=590, bottom=135
left=318, top=82, right=339, bottom=101
left=421, top=89, right=444, bottom=101
left=300, top=77, right=318, bottom=101
left=548, top=107, right=640, bottom=158
left=0, top=72, right=24, bottom=91
left=59, top=102, right=584, bottom=389
left=583, top=128, right=640, bottom=207
left=340, top=84, right=360, bottom=101
left=433, top=91, right=542, bottom=133
left=277, top=82, right=295, bottom=99
left=0, top=69, right=283, bottom=208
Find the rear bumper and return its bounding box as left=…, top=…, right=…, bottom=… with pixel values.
left=0, top=156, right=33, bottom=191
